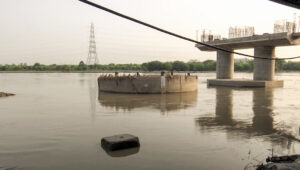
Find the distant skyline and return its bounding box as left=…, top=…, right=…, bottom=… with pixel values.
left=0, top=0, right=299, bottom=65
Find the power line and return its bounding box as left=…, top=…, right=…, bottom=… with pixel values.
left=78, top=0, right=300, bottom=61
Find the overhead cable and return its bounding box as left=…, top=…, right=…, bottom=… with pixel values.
left=78, top=0, right=300, bottom=61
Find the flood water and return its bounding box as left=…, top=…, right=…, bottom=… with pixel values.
left=1, top=72, right=300, bottom=170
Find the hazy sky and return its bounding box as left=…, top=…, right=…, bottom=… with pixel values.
left=0, top=0, right=299, bottom=65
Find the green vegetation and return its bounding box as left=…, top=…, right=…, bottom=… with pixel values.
left=1, top=60, right=300, bottom=72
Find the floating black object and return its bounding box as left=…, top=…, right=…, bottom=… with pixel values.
left=101, top=134, right=140, bottom=151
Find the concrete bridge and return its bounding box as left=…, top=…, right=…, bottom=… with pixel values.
left=196, top=32, right=300, bottom=87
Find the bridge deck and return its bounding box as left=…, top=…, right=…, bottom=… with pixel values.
left=196, top=32, right=300, bottom=51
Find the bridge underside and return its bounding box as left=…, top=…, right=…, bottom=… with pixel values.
left=270, top=0, right=300, bottom=9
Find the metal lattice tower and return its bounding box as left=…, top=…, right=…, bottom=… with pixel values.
left=87, top=23, right=99, bottom=65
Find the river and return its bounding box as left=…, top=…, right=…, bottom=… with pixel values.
left=0, top=72, right=300, bottom=170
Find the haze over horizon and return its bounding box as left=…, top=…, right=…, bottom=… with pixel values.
left=0, top=0, right=299, bottom=65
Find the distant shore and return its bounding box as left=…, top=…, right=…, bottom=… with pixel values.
left=0, top=70, right=296, bottom=73
left=1, top=60, right=299, bottom=72
left=0, top=70, right=216, bottom=73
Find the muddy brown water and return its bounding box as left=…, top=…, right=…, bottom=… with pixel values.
left=0, top=72, right=300, bottom=170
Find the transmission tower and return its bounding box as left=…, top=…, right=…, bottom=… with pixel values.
left=87, top=23, right=99, bottom=65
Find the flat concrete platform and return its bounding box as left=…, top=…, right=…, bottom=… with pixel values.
left=207, top=79, right=284, bottom=88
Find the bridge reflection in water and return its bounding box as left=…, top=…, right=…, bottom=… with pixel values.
left=196, top=87, right=298, bottom=149
left=98, top=92, right=198, bottom=114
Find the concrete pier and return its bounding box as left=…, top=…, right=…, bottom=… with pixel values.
left=253, top=46, right=275, bottom=81
left=196, top=32, right=300, bottom=88
left=216, top=50, right=234, bottom=79
left=98, top=73, right=198, bottom=94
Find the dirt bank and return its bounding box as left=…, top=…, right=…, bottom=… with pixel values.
left=0, top=92, right=15, bottom=97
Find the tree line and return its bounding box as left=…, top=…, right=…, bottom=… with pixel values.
left=0, top=60, right=300, bottom=72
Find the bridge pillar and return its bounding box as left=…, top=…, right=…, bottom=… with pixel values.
left=216, top=50, right=234, bottom=79
left=253, top=46, right=275, bottom=81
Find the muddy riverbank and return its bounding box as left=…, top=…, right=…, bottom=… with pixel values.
left=0, top=92, right=15, bottom=97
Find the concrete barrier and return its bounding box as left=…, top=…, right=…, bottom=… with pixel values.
left=98, top=74, right=198, bottom=94
left=165, top=76, right=198, bottom=93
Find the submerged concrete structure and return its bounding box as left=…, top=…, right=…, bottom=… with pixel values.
left=98, top=73, right=198, bottom=94
left=196, top=32, right=300, bottom=87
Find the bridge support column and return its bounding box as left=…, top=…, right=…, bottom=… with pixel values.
left=216, top=50, right=234, bottom=79
left=253, top=46, right=275, bottom=81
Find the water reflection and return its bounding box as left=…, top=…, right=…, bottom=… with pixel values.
left=88, top=79, right=97, bottom=122
left=102, top=147, right=140, bottom=157
left=252, top=88, right=275, bottom=135
left=196, top=87, right=298, bottom=148
left=0, top=166, right=16, bottom=170
left=98, top=92, right=197, bottom=113
left=215, top=88, right=234, bottom=126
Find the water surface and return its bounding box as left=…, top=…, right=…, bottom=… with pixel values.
left=1, top=72, right=300, bottom=170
